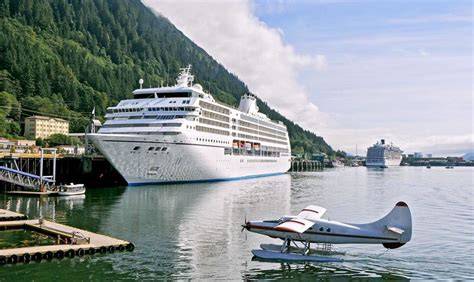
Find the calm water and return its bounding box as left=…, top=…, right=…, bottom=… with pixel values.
left=0, top=167, right=473, bottom=280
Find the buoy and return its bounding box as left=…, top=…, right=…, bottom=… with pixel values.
left=107, top=246, right=115, bottom=253
left=55, top=250, right=64, bottom=260
left=7, top=255, right=18, bottom=264
left=43, top=251, right=53, bottom=260
left=65, top=249, right=75, bottom=258
left=88, top=248, right=96, bottom=255
left=21, top=253, right=31, bottom=264
left=33, top=252, right=42, bottom=262
left=99, top=246, right=107, bottom=254
left=76, top=248, right=85, bottom=257
left=118, top=245, right=126, bottom=252
left=0, top=256, right=6, bottom=265
left=126, top=243, right=135, bottom=251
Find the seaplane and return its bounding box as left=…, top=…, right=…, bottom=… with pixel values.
left=242, top=201, right=412, bottom=262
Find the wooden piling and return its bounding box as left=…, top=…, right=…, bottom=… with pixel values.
left=0, top=209, right=134, bottom=265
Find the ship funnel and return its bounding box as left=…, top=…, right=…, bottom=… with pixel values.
left=238, top=94, right=259, bottom=115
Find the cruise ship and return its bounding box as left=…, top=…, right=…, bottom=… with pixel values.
left=87, top=66, right=291, bottom=185
left=365, top=139, right=403, bottom=168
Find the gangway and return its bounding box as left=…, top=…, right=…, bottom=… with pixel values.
left=0, top=166, right=55, bottom=190
left=0, top=148, right=57, bottom=192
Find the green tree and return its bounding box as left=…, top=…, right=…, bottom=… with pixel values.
left=0, top=0, right=335, bottom=154
left=45, top=133, right=81, bottom=147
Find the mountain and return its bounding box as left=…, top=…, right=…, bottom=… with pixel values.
left=462, top=152, right=474, bottom=161
left=0, top=0, right=334, bottom=155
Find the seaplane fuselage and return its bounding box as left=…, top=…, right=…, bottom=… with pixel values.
left=244, top=202, right=412, bottom=249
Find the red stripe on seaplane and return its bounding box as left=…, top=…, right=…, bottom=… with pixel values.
left=285, top=219, right=306, bottom=226
left=246, top=224, right=399, bottom=241
left=302, top=208, right=319, bottom=214
left=274, top=226, right=298, bottom=232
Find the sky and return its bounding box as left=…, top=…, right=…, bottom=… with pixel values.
left=143, top=0, right=473, bottom=156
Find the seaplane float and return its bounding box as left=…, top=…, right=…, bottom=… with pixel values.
left=242, top=201, right=412, bottom=262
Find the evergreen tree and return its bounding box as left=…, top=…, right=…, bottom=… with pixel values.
left=0, top=0, right=334, bottom=155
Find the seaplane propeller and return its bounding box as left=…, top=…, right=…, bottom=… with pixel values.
left=241, top=215, right=248, bottom=232
left=243, top=202, right=413, bottom=262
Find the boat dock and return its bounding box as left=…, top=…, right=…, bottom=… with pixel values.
left=290, top=159, right=323, bottom=172
left=0, top=209, right=28, bottom=221
left=5, top=190, right=58, bottom=196
left=0, top=209, right=134, bottom=265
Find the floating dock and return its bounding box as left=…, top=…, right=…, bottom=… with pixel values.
left=5, top=191, right=58, bottom=196
left=0, top=209, right=28, bottom=221
left=0, top=209, right=134, bottom=265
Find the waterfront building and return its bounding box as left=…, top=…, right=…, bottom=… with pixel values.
left=24, top=116, right=69, bottom=139
left=0, top=138, right=15, bottom=153
left=57, top=145, right=85, bottom=155
left=0, top=138, right=37, bottom=154
left=88, top=66, right=291, bottom=185
left=414, top=152, right=423, bottom=158
left=15, top=140, right=36, bottom=147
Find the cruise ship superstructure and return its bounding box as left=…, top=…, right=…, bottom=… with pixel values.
left=366, top=139, right=402, bottom=167
left=88, top=66, right=291, bottom=185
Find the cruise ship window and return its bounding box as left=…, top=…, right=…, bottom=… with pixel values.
left=161, top=147, right=167, bottom=151
left=155, top=147, right=161, bottom=151
left=133, top=146, right=141, bottom=151
left=148, top=147, right=154, bottom=151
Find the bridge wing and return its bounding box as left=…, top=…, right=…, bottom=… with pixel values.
left=297, top=205, right=327, bottom=221
left=274, top=218, right=314, bottom=234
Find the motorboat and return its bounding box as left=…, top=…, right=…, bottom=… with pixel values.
left=58, top=183, right=86, bottom=196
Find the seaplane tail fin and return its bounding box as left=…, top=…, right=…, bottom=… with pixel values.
left=297, top=205, right=327, bottom=221
left=373, top=201, right=412, bottom=249
left=274, top=218, right=314, bottom=234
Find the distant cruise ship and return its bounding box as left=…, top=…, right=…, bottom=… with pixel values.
left=88, top=66, right=291, bottom=185
left=366, top=139, right=402, bottom=168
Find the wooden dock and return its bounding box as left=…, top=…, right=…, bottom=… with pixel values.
left=0, top=209, right=27, bottom=221
left=0, top=209, right=134, bottom=265
left=6, top=191, right=58, bottom=196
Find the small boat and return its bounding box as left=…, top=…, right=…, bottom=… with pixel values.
left=58, top=183, right=86, bottom=196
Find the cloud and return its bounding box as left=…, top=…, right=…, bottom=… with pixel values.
left=403, top=134, right=474, bottom=156
left=142, top=0, right=328, bottom=133
left=387, top=14, right=473, bottom=25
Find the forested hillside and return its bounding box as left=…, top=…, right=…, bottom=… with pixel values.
left=0, top=0, right=334, bottom=155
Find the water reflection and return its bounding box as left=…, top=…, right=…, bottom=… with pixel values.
left=0, top=168, right=473, bottom=280
left=245, top=260, right=410, bottom=280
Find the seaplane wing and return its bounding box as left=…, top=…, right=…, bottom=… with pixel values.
left=274, top=218, right=314, bottom=234
left=297, top=205, right=327, bottom=221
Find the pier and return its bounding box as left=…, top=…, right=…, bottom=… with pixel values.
left=0, top=154, right=125, bottom=192
left=0, top=149, right=59, bottom=194
left=0, top=209, right=27, bottom=221
left=290, top=159, right=323, bottom=172
left=0, top=209, right=134, bottom=265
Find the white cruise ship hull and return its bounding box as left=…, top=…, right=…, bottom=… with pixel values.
left=88, top=134, right=291, bottom=185
left=366, top=157, right=402, bottom=167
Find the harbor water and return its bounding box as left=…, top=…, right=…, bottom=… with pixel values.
left=0, top=167, right=472, bottom=280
